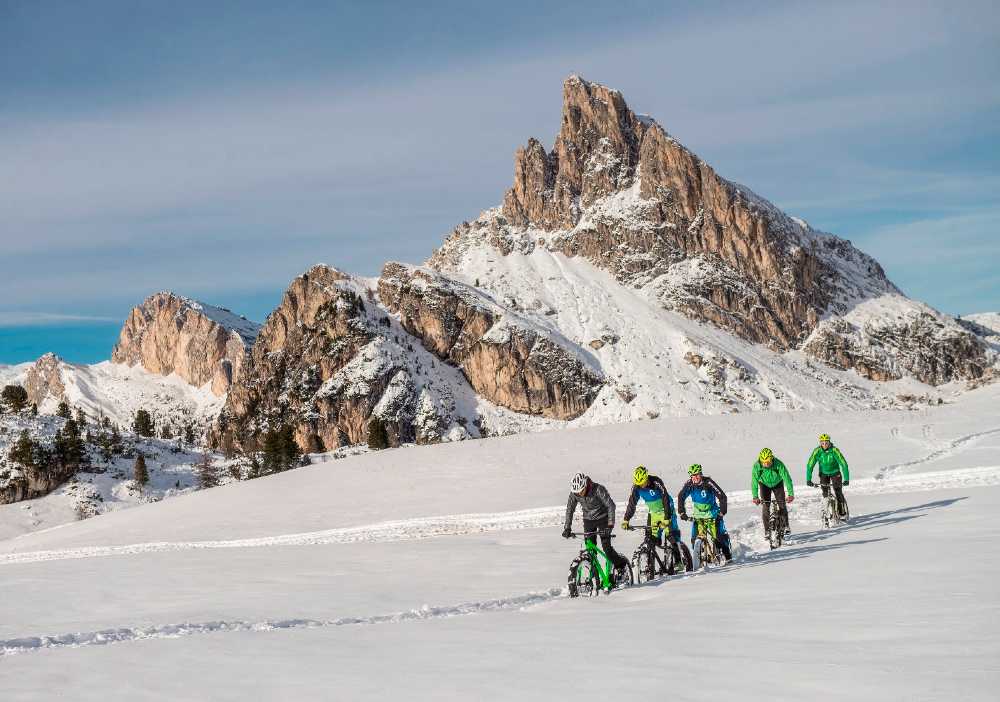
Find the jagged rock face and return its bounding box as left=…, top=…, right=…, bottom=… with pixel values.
left=378, top=263, right=603, bottom=420
left=432, top=75, right=990, bottom=385
left=804, top=310, right=993, bottom=385
left=219, top=265, right=479, bottom=453
left=112, top=292, right=260, bottom=396
left=23, top=352, right=66, bottom=408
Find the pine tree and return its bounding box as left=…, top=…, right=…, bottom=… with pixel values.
left=261, top=424, right=301, bottom=473
left=56, top=401, right=71, bottom=419
left=184, top=424, right=196, bottom=446
left=8, top=430, right=36, bottom=467
left=30, top=403, right=38, bottom=417
left=196, top=452, right=219, bottom=489
left=1, top=384, right=29, bottom=413
left=74, top=407, right=87, bottom=427
left=367, top=416, right=389, bottom=450
left=133, top=409, right=155, bottom=438
left=55, top=418, right=87, bottom=467
left=133, top=454, right=149, bottom=488
left=161, top=424, right=173, bottom=440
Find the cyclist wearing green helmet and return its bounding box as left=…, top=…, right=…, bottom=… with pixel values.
left=806, top=433, right=850, bottom=519
left=752, top=448, right=794, bottom=536
left=677, top=464, right=732, bottom=562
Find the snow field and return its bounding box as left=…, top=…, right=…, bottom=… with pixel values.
left=0, top=384, right=997, bottom=699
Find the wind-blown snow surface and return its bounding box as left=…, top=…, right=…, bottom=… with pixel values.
left=0, top=384, right=998, bottom=700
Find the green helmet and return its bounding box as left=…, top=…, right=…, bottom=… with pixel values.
left=633, top=465, right=649, bottom=486
left=688, top=463, right=703, bottom=476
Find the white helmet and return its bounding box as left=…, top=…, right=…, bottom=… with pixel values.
left=570, top=472, right=589, bottom=493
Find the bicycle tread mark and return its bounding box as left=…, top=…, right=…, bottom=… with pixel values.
left=875, top=427, right=1000, bottom=479
left=3, top=465, right=1000, bottom=568
left=0, top=588, right=566, bottom=657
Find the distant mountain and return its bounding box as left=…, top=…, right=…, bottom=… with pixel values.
left=5, top=77, right=996, bottom=460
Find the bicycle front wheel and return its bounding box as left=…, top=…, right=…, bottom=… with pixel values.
left=632, top=545, right=656, bottom=584
left=568, top=555, right=599, bottom=598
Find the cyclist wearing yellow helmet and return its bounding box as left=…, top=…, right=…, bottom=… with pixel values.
left=752, top=448, right=794, bottom=539
left=677, top=464, right=732, bottom=562
left=806, top=433, right=850, bottom=519
left=622, top=465, right=688, bottom=569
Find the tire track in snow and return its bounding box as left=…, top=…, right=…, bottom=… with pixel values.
left=2, top=465, right=999, bottom=567
left=874, top=427, right=1000, bottom=480
left=0, top=588, right=565, bottom=657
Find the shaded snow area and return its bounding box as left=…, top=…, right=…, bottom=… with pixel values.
left=0, top=384, right=997, bottom=700
left=0, top=413, right=232, bottom=541
left=435, top=242, right=937, bottom=424
left=4, top=359, right=224, bottom=430
left=963, top=312, right=1000, bottom=350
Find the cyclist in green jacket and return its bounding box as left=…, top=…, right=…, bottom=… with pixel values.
left=752, top=448, right=794, bottom=537
left=806, top=433, right=850, bottom=519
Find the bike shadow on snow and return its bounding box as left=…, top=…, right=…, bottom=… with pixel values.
left=619, top=498, right=966, bottom=589
left=787, top=496, right=967, bottom=549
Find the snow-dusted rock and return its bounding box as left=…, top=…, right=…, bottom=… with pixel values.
left=431, top=75, right=991, bottom=386
left=378, top=262, right=603, bottom=420
left=112, top=292, right=260, bottom=396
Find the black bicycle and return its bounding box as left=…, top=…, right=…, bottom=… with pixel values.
left=764, top=501, right=788, bottom=550
left=813, top=483, right=849, bottom=528
left=626, top=523, right=693, bottom=583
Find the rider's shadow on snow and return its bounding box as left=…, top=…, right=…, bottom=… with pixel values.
left=732, top=536, right=889, bottom=569
left=789, top=496, right=967, bottom=548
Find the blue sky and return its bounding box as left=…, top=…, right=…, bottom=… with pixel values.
left=1, top=0, right=998, bottom=364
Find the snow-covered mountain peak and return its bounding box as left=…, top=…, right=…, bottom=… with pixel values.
left=430, top=76, right=992, bottom=387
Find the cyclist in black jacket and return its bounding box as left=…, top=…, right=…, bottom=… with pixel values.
left=563, top=472, right=630, bottom=578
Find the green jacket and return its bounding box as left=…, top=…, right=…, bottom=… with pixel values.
left=751, top=458, right=793, bottom=499
left=806, top=445, right=849, bottom=482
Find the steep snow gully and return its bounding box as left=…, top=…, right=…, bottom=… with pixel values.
left=2, top=426, right=999, bottom=657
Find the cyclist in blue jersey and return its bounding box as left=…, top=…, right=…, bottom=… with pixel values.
left=622, top=465, right=684, bottom=567
left=677, top=464, right=732, bottom=562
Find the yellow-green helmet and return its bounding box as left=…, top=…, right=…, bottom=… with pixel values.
left=819, top=433, right=831, bottom=443
left=758, top=448, right=774, bottom=463
left=633, top=465, right=649, bottom=486
left=687, top=463, right=703, bottom=476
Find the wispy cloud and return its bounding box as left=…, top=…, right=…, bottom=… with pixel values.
left=0, top=0, right=997, bottom=317
left=0, top=312, right=120, bottom=327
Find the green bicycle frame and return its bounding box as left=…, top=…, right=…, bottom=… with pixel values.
left=581, top=536, right=613, bottom=590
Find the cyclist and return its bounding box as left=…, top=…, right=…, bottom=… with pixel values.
left=806, top=433, right=850, bottom=519
left=677, top=464, right=732, bottom=562
left=621, top=465, right=685, bottom=570
left=752, top=448, right=794, bottom=537
left=562, top=473, right=631, bottom=582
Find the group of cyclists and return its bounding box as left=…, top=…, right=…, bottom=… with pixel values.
left=562, top=433, right=850, bottom=587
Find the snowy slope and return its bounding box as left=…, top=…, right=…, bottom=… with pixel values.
left=0, top=412, right=232, bottom=540
left=0, top=384, right=997, bottom=700
left=3, top=358, right=224, bottom=430
left=964, top=312, right=1000, bottom=348
left=427, top=239, right=938, bottom=426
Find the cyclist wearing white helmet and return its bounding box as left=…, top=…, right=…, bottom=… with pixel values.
left=563, top=473, right=630, bottom=579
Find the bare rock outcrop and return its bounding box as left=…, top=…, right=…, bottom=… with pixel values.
left=378, top=262, right=603, bottom=420
left=23, top=352, right=66, bottom=408
left=432, top=75, right=991, bottom=385
left=112, top=292, right=260, bottom=395
left=218, top=265, right=477, bottom=453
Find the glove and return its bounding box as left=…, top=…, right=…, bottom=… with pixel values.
left=843, top=480, right=849, bottom=486
left=561, top=528, right=572, bottom=539
left=807, top=480, right=815, bottom=487
left=753, top=498, right=761, bottom=505
left=621, top=519, right=630, bottom=530
left=679, top=513, right=690, bottom=521
left=786, top=495, right=794, bottom=503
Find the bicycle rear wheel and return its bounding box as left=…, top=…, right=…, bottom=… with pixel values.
left=568, top=555, right=599, bottom=598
